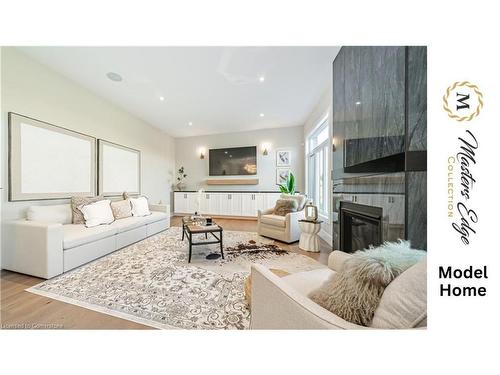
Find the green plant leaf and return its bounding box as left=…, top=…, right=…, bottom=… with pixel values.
left=287, top=173, right=295, bottom=194
left=279, top=185, right=287, bottom=193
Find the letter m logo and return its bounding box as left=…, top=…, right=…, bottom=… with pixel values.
left=456, top=92, right=470, bottom=110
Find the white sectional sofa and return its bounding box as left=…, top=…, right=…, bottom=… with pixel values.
left=2, top=203, right=170, bottom=279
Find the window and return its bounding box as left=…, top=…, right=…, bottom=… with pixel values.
left=307, top=118, right=329, bottom=217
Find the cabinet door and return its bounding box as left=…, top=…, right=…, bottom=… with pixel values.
left=219, top=193, right=231, bottom=215
left=241, top=193, right=256, bottom=217
left=265, top=193, right=281, bottom=209
left=230, top=193, right=242, bottom=216
left=254, top=193, right=266, bottom=214
left=187, top=193, right=198, bottom=214
left=174, top=192, right=187, bottom=213
left=208, top=193, right=220, bottom=215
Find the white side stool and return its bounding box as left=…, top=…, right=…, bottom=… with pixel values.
left=298, top=220, right=323, bottom=252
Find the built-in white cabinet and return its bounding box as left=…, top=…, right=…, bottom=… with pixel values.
left=219, top=193, right=243, bottom=216
left=173, top=191, right=282, bottom=218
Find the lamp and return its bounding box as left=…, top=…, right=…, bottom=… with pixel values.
left=261, top=142, right=271, bottom=156
left=198, top=147, right=206, bottom=159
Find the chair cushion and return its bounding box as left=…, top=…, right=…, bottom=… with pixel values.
left=260, top=214, right=287, bottom=228
left=280, top=193, right=307, bottom=210
left=282, top=268, right=334, bottom=296
left=27, top=204, right=72, bottom=224
left=63, top=224, right=117, bottom=249
left=273, top=199, right=298, bottom=216
left=370, top=258, right=427, bottom=329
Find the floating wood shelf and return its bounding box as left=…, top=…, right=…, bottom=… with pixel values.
left=206, top=178, right=259, bottom=185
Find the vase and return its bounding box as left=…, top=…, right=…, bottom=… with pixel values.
left=176, top=182, right=186, bottom=191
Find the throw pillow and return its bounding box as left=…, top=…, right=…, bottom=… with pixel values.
left=78, top=199, right=115, bottom=228
left=130, top=196, right=151, bottom=217
left=27, top=204, right=73, bottom=224
left=111, top=199, right=132, bottom=219
left=370, top=257, right=427, bottom=329
left=308, top=241, right=426, bottom=326
left=71, top=196, right=103, bottom=224
left=280, top=193, right=307, bottom=210
left=273, top=199, right=298, bottom=216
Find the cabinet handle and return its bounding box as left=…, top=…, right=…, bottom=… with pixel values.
left=228, top=194, right=231, bottom=200
left=206, top=194, right=209, bottom=199
left=184, top=194, right=187, bottom=199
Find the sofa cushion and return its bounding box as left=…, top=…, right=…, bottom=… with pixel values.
left=111, top=199, right=132, bottom=219
left=111, top=216, right=147, bottom=233
left=27, top=204, right=72, bottom=224
left=130, top=196, right=151, bottom=217
left=110, top=212, right=169, bottom=233
left=71, top=196, right=103, bottom=224
left=142, top=211, right=169, bottom=224
left=370, top=258, right=427, bottom=329
left=63, top=224, right=117, bottom=249
left=260, top=214, right=287, bottom=228
left=282, top=268, right=334, bottom=296
left=79, top=200, right=115, bottom=228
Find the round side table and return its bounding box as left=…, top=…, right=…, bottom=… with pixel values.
left=298, top=220, right=323, bottom=252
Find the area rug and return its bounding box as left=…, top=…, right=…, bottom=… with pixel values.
left=27, top=227, right=325, bottom=330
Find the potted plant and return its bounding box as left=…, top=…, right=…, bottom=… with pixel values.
left=278, top=172, right=296, bottom=194
left=176, top=166, right=187, bottom=191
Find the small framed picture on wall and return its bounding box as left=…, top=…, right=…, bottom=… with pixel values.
left=276, top=168, right=291, bottom=185
left=276, top=150, right=291, bottom=166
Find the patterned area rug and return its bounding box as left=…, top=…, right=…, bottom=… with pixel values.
left=27, top=227, right=325, bottom=330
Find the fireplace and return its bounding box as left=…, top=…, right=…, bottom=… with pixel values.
left=340, top=201, right=383, bottom=253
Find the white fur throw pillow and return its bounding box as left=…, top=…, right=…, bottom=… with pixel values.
left=309, top=241, right=426, bottom=326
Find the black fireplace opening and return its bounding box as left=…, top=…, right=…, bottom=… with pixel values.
left=340, top=202, right=383, bottom=253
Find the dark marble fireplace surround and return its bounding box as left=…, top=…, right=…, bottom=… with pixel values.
left=332, top=46, right=427, bottom=251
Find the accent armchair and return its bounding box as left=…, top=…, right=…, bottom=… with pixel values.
left=257, top=194, right=306, bottom=243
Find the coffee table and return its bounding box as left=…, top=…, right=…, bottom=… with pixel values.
left=182, top=219, right=224, bottom=263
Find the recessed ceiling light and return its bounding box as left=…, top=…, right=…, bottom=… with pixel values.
left=106, top=72, right=123, bottom=82
left=259, top=113, right=265, bottom=117
left=188, top=122, right=193, bottom=126
left=159, top=96, right=165, bottom=101
left=355, top=101, right=361, bottom=105
left=259, top=76, right=265, bottom=82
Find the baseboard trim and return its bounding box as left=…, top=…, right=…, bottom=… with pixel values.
left=173, top=213, right=257, bottom=221
left=319, top=228, right=332, bottom=245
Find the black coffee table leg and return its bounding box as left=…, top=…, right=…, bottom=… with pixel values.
left=188, top=232, right=192, bottom=263
left=220, top=230, right=224, bottom=259
left=182, top=224, right=185, bottom=241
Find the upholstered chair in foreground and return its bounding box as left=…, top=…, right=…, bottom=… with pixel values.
left=250, top=250, right=427, bottom=329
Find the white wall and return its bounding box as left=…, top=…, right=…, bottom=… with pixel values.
left=174, top=126, right=304, bottom=192
left=0, top=47, right=176, bottom=221
left=303, top=86, right=333, bottom=243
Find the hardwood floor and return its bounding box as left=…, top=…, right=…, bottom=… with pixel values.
left=0, top=217, right=332, bottom=329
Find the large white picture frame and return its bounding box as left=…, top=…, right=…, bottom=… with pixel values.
left=8, top=113, right=96, bottom=201
left=98, top=139, right=141, bottom=197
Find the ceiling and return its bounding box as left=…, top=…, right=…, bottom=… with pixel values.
left=18, top=46, right=340, bottom=138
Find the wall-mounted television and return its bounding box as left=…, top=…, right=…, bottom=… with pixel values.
left=209, top=146, right=257, bottom=176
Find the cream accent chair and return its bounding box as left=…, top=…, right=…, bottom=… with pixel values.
left=250, top=250, right=427, bottom=329
left=257, top=194, right=306, bottom=243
